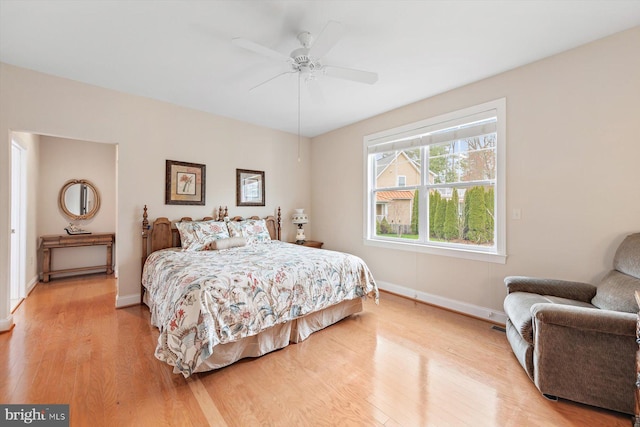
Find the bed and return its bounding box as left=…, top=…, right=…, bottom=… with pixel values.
left=140, top=206, right=378, bottom=377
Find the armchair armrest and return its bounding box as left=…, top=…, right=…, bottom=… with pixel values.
left=531, top=303, right=635, bottom=337
left=504, top=276, right=597, bottom=302
left=530, top=303, right=636, bottom=414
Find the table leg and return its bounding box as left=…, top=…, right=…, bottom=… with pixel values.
left=106, top=243, right=113, bottom=275
left=42, top=247, right=51, bottom=283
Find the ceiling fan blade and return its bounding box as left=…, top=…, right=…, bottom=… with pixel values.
left=249, top=71, right=296, bottom=92
left=232, top=37, right=291, bottom=62
left=308, top=21, right=343, bottom=58
left=324, top=66, right=379, bottom=85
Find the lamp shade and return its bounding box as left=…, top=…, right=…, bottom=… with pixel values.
left=292, top=208, right=308, bottom=224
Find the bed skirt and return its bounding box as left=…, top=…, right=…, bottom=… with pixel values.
left=193, top=298, right=364, bottom=373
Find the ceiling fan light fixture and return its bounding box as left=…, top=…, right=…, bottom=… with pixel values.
left=297, top=31, right=313, bottom=48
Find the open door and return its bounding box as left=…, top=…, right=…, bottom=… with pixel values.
left=11, top=140, right=26, bottom=311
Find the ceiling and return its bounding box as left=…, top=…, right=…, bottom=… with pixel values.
left=1, top=1, right=639, bottom=138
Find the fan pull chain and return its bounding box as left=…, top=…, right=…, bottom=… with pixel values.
left=297, top=72, right=301, bottom=162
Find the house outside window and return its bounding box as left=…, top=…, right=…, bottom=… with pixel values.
left=364, top=99, right=506, bottom=263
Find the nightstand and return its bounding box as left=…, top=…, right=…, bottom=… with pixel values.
left=290, top=240, right=323, bottom=249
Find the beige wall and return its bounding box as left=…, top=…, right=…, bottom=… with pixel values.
left=37, top=136, right=117, bottom=275
left=0, top=63, right=311, bottom=327
left=311, top=27, right=640, bottom=320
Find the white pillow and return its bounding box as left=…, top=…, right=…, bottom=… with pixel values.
left=210, top=237, right=247, bottom=250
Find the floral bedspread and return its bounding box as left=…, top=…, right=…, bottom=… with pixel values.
left=142, top=241, right=378, bottom=376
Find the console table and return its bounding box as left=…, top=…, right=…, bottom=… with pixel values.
left=40, top=233, right=115, bottom=283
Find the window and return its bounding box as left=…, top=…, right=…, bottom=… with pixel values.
left=364, top=99, right=506, bottom=263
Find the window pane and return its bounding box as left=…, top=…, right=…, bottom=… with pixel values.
left=429, top=142, right=457, bottom=184
left=428, top=186, right=494, bottom=246
left=374, top=189, right=419, bottom=240
left=429, top=134, right=496, bottom=184
left=464, top=134, right=496, bottom=181
left=374, top=149, right=420, bottom=189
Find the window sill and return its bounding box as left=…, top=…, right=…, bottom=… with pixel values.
left=364, top=238, right=507, bottom=264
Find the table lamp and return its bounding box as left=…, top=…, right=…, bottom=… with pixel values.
left=292, top=209, right=309, bottom=244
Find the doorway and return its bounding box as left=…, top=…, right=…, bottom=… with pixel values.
left=10, top=140, right=27, bottom=311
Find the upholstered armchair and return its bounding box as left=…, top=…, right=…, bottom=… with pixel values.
left=503, top=233, right=640, bottom=414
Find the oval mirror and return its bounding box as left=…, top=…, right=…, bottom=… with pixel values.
left=59, top=179, right=101, bottom=220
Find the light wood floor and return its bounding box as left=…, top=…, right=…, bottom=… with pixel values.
left=0, top=275, right=631, bottom=426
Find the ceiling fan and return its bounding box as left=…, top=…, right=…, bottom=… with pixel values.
left=232, top=21, right=378, bottom=92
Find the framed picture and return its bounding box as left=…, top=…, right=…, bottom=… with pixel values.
left=236, top=169, right=265, bottom=206
left=165, top=160, right=206, bottom=205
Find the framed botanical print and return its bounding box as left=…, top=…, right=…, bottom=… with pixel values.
left=165, top=160, right=206, bottom=205
left=236, top=169, right=265, bottom=206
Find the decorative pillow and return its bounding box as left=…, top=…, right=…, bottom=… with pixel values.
left=210, top=237, right=247, bottom=250
left=175, top=221, right=198, bottom=250
left=176, top=220, right=230, bottom=251
left=227, top=219, right=271, bottom=245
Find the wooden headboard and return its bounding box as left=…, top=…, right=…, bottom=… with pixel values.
left=142, top=205, right=281, bottom=257
left=141, top=206, right=282, bottom=296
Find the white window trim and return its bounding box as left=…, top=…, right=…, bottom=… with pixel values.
left=363, top=98, right=507, bottom=264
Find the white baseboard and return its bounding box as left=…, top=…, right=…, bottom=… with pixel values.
left=377, top=280, right=508, bottom=325
left=0, top=314, right=14, bottom=332
left=116, top=293, right=141, bottom=308
left=26, top=275, right=38, bottom=294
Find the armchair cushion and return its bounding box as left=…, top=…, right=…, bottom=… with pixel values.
left=504, top=276, right=597, bottom=302
left=504, top=292, right=595, bottom=344
left=592, top=270, right=640, bottom=313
